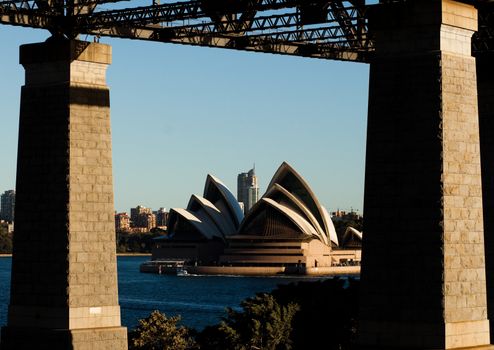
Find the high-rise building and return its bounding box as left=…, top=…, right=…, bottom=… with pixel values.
left=130, top=205, right=157, bottom=231
left=0, top=190, right=15, bottom=222
left=130, top=205, right=152, bottom=227
left=139, top=213, right=156, bottom=231
left=237, top=166, right=259, bottom=214
left=155, top=207, right=169, bottom=228
left=115, top=212, right=131, bottom=232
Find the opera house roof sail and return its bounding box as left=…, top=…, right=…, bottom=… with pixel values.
left=247, top=162, right=339, bottom=247
left=167, top=174, right=244, bottom=241
left=167, top=162, right=337, bottom=248
left=204, top=175, right=244, bottom=228
left=153, top=163, right=359, bottom=272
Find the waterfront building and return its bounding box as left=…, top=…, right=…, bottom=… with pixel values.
left=153, top=174, right=244, bottom=264
left=331, top=227, right=362, bottom=266
left=152, top=162, right=361, bottom=270
left=115, top=212, right=131, bottom=232
left=155, top=207, right=169, bottom=229
left=341, top=227, right=362, bottom=248
left=130, top=205, right=151, bottom=226
left=130, top=227, right=149, bottom=234
left=0, top=190, right=15, bottom=223
left=139, top=212, right=156, bottom=231
left=237, top=167, right=259, bottom=214
left=222, top=162, right=339, bottom=269
left=0, top=220, right=14, bottom=234
left=130, top=205, right=156, bottom=231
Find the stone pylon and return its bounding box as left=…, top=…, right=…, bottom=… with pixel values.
left=358, top=0, right=493, bottom=349
left=0, top=40, right=127, bottom=349
left=477, top=13, right=494, bottom=345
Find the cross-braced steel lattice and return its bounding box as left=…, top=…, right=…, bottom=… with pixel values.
left=0, top=0, right=493, bottom=62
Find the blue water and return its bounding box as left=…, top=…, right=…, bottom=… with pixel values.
left=0, top=256, right=326, bottom=331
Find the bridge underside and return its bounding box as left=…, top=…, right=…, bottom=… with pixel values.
left=1, top=0, right=494, bottom=61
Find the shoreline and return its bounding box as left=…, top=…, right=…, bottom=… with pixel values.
left=0, top=253, right=151, bottom=258
left=141, top=262, right=360, bottom=277
left=117, top=253, right=151, bottom=257
left=186, top=265, right=360, bottom=277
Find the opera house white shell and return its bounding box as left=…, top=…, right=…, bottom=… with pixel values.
left=167, top=174, right=244, bottom=242
left=153, top=162, right=355, bottom=269
left=238, top=162, right=338, bottom=247
left=153, top=174, right=244, bottom=264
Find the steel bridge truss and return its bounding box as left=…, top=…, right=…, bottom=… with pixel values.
left=0, top=0, right=493, bottom=62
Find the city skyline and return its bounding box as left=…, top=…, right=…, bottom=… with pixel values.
left=0, top=26, right=369, bottom=214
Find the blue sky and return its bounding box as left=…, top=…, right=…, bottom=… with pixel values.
left=0, top=25, right=369, bottom=214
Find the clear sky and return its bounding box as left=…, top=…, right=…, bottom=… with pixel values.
left=0, top=24, right=369, bottom=214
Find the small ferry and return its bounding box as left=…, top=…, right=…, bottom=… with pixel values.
left=176, top=266, right=189, bottom=276
left=140, top=259, right=186, bottom=275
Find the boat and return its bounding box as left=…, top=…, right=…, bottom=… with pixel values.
left=140, top=259, right=186, bottom=274
left=176, top=267, right=189, bottom=276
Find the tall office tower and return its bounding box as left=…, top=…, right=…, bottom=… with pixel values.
left=0, top=190, right=15, bottom=222
left=155, top=207, right=169, bottom=227
left=237, top=166, right=259, bottom=214
left=130, top=205, right=151, bottom=227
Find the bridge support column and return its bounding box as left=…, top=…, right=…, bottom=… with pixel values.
left=359, top=1, right=492, bottom=349
left=0, top=40, right=127, bottom=349
left=478, top=46, right=494, bottom=346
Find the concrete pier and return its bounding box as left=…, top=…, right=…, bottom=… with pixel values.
left=359, top=0, right=492, bottom=348
left=0, top=40, right=127, bottom=349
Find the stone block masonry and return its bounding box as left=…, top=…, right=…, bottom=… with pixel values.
left=358, top=0, right=493, bottom=349
left=477, top=47, right=494, bottom=343
left=0, top=40, right=127, bottom=349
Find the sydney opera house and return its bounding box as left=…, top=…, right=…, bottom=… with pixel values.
left=152, top=162, right=361, bottom=272
left=153, top=174, right=244, bottom=265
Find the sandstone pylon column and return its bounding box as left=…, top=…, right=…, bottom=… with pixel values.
left=477, top=5, right=494, bottom=344
left=0, top=40, right=127, bottom=349
left=359, top=0, right=492, bottom=348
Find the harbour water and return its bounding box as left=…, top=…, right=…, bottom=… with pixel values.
left=0, top=256, right=328, bottom=331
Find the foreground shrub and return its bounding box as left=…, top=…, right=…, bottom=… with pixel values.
left=271, top=278, right=360, bottom=350
left=197, top=293, right=299, bottom=350
left=129, top=310, right=196, bottom=350
left=131, top=278, right=360, bottom=350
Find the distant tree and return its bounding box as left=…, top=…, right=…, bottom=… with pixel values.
left=116, top=232, right=162, bottom=253
left=197, top=293, right=299, bottom=350
left=0, top=227, right=12, bottom=254
left=129, top=310, right=196, bottom=350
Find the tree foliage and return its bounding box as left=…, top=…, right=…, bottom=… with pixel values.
left=116, top=232, right=161, bottom=253
left=129, top=310, right=196, bottom=350
left=197, top=293, right=299, bottom=350
left=271, top=278, right=360, bottom=350
left=0, top=226, right=12, bottom=254
left=131, top=279, right=360, bottom=350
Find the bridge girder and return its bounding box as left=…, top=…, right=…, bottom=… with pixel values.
left=0, top=0, right=493, bottom=61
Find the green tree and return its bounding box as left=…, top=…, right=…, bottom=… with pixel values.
left=198, top=294, right=299, bottom=350
left=271, top=278, right=360, bottom=350
left=116, top=232, right=162, bottom=253
left=129, top=310, right=196, bottom=350
left=0, top=226, right=12, bottom=254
